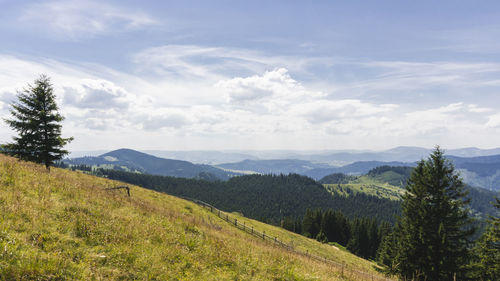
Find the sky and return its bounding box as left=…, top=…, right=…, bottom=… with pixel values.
left=0, top=0, right=500, bottom=151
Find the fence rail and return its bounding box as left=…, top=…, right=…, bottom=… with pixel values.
left=180, top=196, right=394, bottom=281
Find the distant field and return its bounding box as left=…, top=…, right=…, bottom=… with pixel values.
left=324, top=175, right=405, bottom=201
left=0, top=154, right=393, bottom=280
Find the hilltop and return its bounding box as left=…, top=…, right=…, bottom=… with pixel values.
left=320, top=166, right=498, bottom=223
left=63, top=148, right=238, bottom=180
left=0, top=154, right=390, bottom=280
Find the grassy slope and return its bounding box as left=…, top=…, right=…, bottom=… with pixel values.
left=324, top=175, right=405, bottom=201
left=0, top=155, right=391, bottom=281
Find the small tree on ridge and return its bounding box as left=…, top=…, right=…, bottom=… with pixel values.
left=4, top=75, right=73, bottom=170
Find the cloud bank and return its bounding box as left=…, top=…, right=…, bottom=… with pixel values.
left=1, top=42, right=499, bottom=150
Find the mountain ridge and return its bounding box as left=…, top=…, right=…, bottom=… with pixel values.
left=64, top=148, right=239, bottom=180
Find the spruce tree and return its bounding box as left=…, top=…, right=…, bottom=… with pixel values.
left=475, top=197, right=500, bottom=280
left=4, top=75, right=73, bottom=170
left=393, top=147, right=474, bottom=280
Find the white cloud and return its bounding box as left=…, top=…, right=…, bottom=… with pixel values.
left=216, top=68, right=319, bottom=103
left=19, top=1, right=157, bottom=40
left=132, top=45, right=273, bottom=81
left=141, top=113, right=191, bottom=131
left=330, top=60, right=500, bottom=97
left=62, top=79, right=132, bottom=109
left=132, top=45, right=500, bottom=110
left=468, top=104, right=492, bottom=113
left=296, top=100, right=398, bottom=124
left=486, top=113, right=500, bottom=128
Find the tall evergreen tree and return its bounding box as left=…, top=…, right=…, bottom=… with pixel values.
left=392, top=147, right=474, bottom=280
left=377, top=228, right=399, bottom=273
left=475, top=197, right=500, bottom=280
left=302, top=208, right=321, bottom=238
left=4, top=75, right=72, bottom=170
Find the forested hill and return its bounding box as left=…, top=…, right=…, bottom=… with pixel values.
left=321, top=165, right=499, bottom=221
left=64, top=148, right=237, bottom=180
left=99, top=169, right=401, bottom=224
left=216, top=159, right=331, bottom=174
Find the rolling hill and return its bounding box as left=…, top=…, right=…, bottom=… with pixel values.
left=0, top=154, right=390, bottom=280
left=320, top=166, right=499, bottom=221
left=303, top=161, right=413, bottom=180
left=63, top=148, right=238, bottom=180
left=217, top=159, right=413, bottom=180
left=216, top=159, right=331, bottom=175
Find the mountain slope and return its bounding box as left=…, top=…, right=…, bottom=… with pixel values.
left=320, top=166, right=499, bottom=221
left=447, top=155, right=500, bottom=191
left=0, top=154, right=389, bottom=280
left=216, top=159, right=331, bottom=175
left=304, top=161, right=413, bottom=180
left=64, top=148, right=236, bottom=180
left=99, top=170, right=401, bottom=224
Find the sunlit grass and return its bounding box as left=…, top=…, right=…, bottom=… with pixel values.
left=0, top=154, right=394, bottom=280
left=324, top=175, right=405, bottom=201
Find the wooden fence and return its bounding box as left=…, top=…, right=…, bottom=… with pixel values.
left=181, top=196, right=394, bottom=281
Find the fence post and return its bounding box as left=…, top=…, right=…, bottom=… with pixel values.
left=235, top=218, right=237, bottom=226
left=263, top=231, right=265, bottom=239
left=251, top=226, right=253, bottom=234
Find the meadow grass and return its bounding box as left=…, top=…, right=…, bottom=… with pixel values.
left=324, top=175, right=405, bottom=201
left=0, top=154, right=394, bottom=280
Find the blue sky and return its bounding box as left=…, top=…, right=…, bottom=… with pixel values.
left=0, top=0, right=499, bottom=151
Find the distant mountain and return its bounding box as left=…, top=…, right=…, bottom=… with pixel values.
left=217, top=154, right=500, bottom=191
left=216, top=159, right=331, bottom=175
left=301, top=146, right=500, bottom=166
left=447, top=155, right=500, bottom=191
left=64, top=148, right=238, bottom=180
left=143, top=150, right=258, bottom=165
left=96, top=146, right=500, bottom=166
left=67, top=148, right=500, bottom=191
left=216, top=158, right=414, bottom=180
left=303, top=161, right=414, bottom=180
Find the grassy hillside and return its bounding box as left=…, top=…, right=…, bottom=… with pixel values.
left=0, top=154, right=391, bottom=280
left=324, top=175, right=405, bottom=201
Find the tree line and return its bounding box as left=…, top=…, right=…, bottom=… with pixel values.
left=282, top=208, right=391, bottom=260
